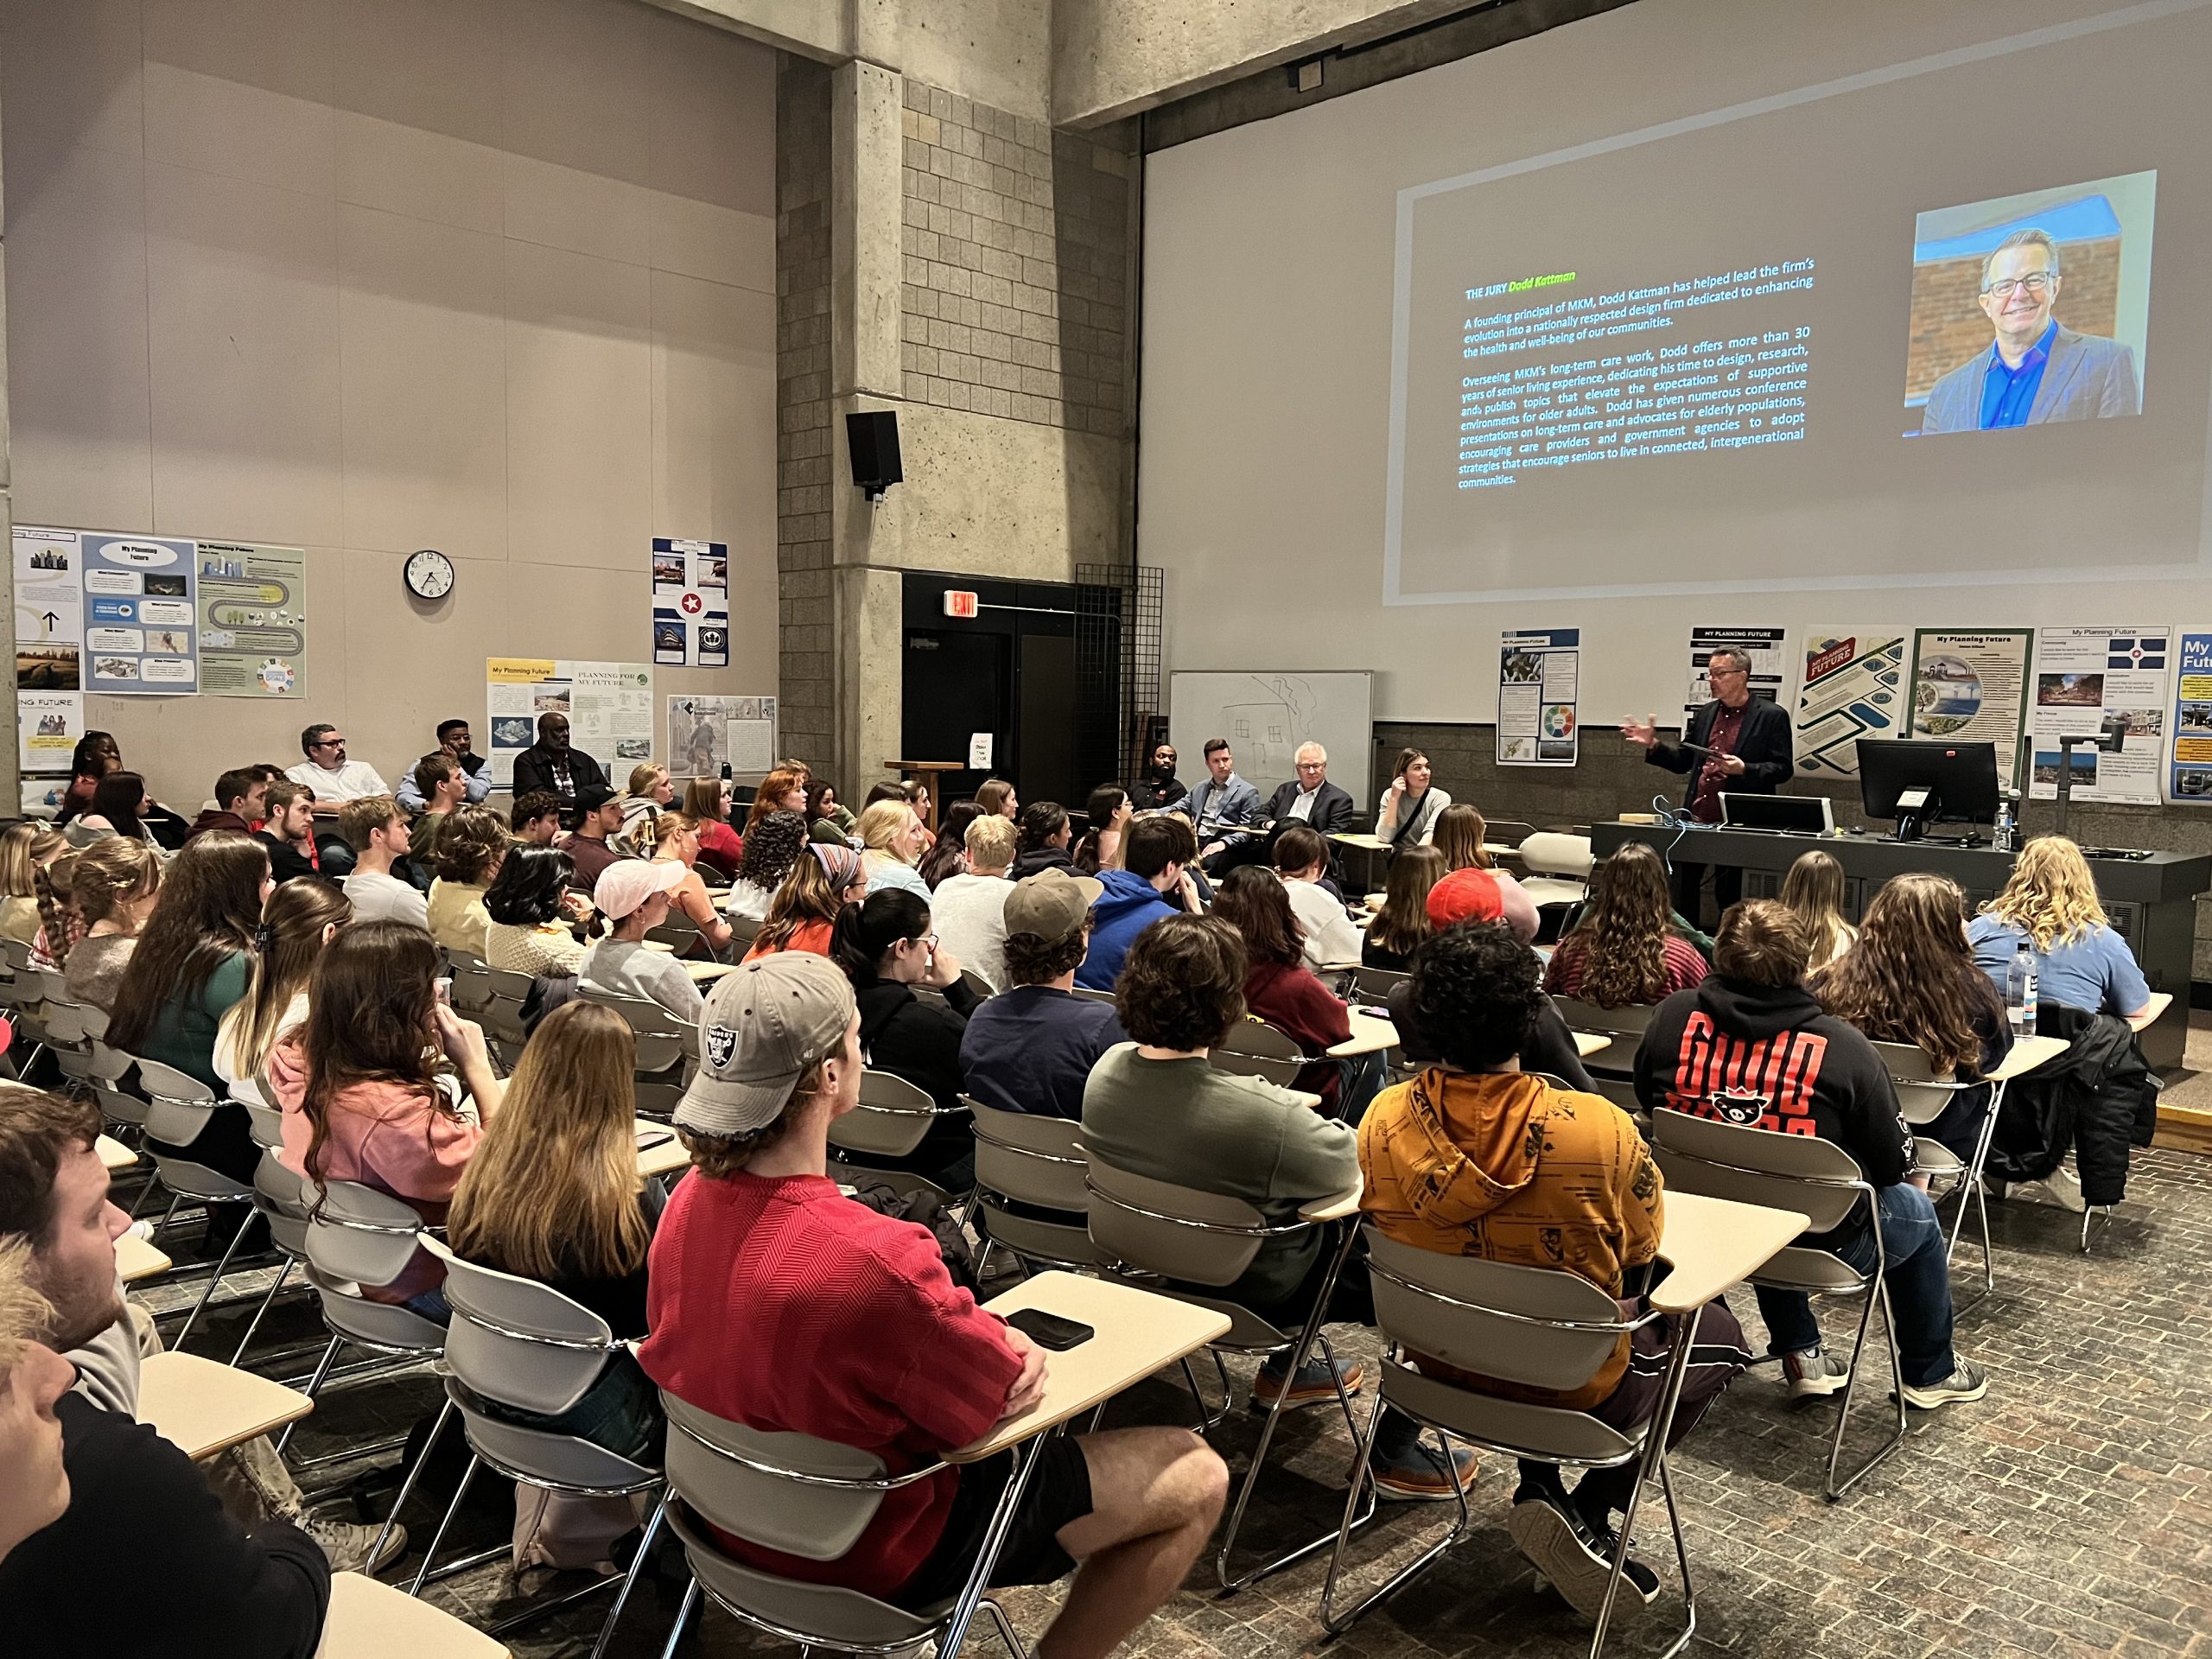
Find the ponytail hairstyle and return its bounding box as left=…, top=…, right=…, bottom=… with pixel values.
left=218, top=878, right=353, bottom=1085
left=67, top=837, right=163, bottom=933
left=1071, top=785, right=1128, bottom=874
left=107, top=833, right=269, bottom=1053
left=34, top=853, right=82, bottom=968
left=829, top=887, right=931, bottom=985
left=1015, top=800, right=1069, bottom=854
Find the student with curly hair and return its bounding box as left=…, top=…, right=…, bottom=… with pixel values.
left=1544, top=842, right=1708, bottom=1007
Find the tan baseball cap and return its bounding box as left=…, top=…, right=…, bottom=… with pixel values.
left=1002, top=868, right=1103, bottom=945
left=675, top=953, right=857, bottom=1137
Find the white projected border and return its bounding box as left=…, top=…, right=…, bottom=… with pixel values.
left=1382, top=0, right=2212, bottom=607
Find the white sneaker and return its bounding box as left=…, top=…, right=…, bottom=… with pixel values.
left=2034, top=1165, right=2087, bottom=1213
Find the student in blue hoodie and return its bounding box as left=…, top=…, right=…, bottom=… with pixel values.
left=1077, top=813, right=1202, bottom=991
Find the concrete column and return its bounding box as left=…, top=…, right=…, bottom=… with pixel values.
left=0, top=100, right=18, bottom=813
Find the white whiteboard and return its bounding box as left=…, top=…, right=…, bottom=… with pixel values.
left=1168, top=671, right=1375, bottom=806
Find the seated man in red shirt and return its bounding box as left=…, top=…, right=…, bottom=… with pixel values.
left=639, top=953, right=1227, bottom=1654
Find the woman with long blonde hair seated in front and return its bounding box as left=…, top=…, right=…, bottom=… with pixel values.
left=1428, top=803, right=1541, bottom=940
left=447, top=1002, right=662, bottom=1459
left=1779, top=849, right=1855, bottom=973
left=1968, top=835, right=2152, bottom=1021
left=647, top=814, right=734, bottom=955
left=855, top=798, right=931, bottom=900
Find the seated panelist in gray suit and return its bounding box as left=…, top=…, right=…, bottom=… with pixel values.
left=1920, top=227, right=2140, bottom=434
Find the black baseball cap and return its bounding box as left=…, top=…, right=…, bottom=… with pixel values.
left=577, top=784, right=619, bottom=814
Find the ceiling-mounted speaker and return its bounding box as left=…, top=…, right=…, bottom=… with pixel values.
left=847, top=410, right=903, bottom=502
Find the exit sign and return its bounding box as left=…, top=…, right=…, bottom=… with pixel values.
left=943, top=590, right=979, bottom=619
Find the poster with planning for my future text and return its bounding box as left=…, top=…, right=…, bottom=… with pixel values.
left=2025, top=626, right=2169, bottom=805
left=1497, top=628, right=1579, bottom=765
left=82, top=532, right=199, bottom=694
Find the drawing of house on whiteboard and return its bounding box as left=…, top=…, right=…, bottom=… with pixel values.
left=1219, top=675, right=1319, bottom=785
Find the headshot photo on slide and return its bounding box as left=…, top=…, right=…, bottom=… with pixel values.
left=1905, top=170, right=2154, bottom=435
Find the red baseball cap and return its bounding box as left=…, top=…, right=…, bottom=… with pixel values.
left=1426, top=867, right=1503, bottom=928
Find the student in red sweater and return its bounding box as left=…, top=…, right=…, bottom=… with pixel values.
left=639, top=953, right=1226, bottom=1653
left=1209, top=866, right=1359, bottom=1116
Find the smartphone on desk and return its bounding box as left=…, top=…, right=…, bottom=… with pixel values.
left=1005, top=1308, right=1095, bottom=1351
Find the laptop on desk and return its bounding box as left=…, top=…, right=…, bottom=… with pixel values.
left=1719, top=793, right=1833, bottom=835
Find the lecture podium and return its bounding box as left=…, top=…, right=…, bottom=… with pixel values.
left=1589, top=821, right=2209, bottom=1072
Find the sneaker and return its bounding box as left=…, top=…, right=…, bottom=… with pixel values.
left=1506, top=1491, right=1654, bottom=1624
left=1901, top=1361, right=1989, bottom=1411
left=1249, top=1354, right=1363, bottom=1411
left=2035, top=1164, right=2088, bottom=1213
left=1781, top=1346, right=1851, bottom=1400
left=1369, top=1438, right=1479, bottom=1502
left=303, top=1515, right=408, bottom=1574
left=1578, top=1506, right=1662, bottom=1608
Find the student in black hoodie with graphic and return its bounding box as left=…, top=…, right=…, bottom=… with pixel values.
left=1633, top=900, right=1988, bottom=1412
left=831, top=887, right=985, bottom=1190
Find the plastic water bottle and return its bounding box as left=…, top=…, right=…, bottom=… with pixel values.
left=2006, top=940, right=2039, bottom=1039
left=1993, top=793, right=2015, bottom=853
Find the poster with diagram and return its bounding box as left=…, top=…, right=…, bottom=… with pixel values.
left=1793, top=631, right=1906, bottom=776
left=1497, top=628, right=1579, bottom=765
left=13, top=526, right=83, bottom=772
left=2025, top=627, right=2169, bottom=804
left=485, top=658, right=654, bottom=788
left=667, top=695, right=779, bottom=779
left=80, top=532, right=199, bottom=694
left=196, top=542, right=306, bottom=696
left=1907, top=629, right=2033, bottom=789
left=651, top=537, right=729, bottom=668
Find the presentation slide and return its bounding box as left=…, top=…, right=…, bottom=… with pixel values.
left=1388, top=2, right=2207, bottom=603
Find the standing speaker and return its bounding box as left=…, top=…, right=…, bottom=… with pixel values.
left=846, top=410, right=903, bottom=499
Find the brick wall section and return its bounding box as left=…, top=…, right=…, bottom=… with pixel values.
left=899, top=79, right=1134, bottom=434
left=777, top=57, right=836, bottom=760
left=1904, top=239, right=2120, bottom=400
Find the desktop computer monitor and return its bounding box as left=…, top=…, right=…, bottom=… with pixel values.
left=1856, top=740, right=2000, bottom=837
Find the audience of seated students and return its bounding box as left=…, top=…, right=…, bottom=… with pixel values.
left=1545, top=840, right=1710, bottom=1007
left=215, top=880, right=351, bottom=1102
left=1969, top=835, right=2152, bottom=1020
left=975, top=778, right=1018, bottom=820
left=1376, top=746, right=1450, bottom=848
left=1184, top=740, right=1263, bottom=873
left=0, top=1235, right=71, bottom=1567
left=394, top=719, right=490, bottom=811
left=0, top=1089, right=334, bottom=1654
left=648, top=815, right=735, bottom=954
left=406, top=752, right=473, bottom=872
left=271, top=922, right=504, bottom=1317
left=1360, top=922, right=1751, bottom=1611
left=1815, top=874, right=2010, bottom=1166
left=53, top=731, right=121, bottom=824
left=1078, top=812, right=1203, bottom=990
left=962, top=870, right=1124, bottom=1120
left=106, top=834, right=271, bottom=1219
left=1634, top=900, right=1987, bottom=1409
left=1211, top=866, right=1357, bottom=1116
left=336, top=795, right=427, bottom=928
left=1081, top=916, right=1465, bottom=1496
left=286, top=722, right=389, bottom=804
left=682, top=775, right=745, bottom=879
left=744, top=842, right=868, bottom=962
left=483, top=846, right=588, bottom=976
left=581, top=861, right=705, bottom=1021
left=741, top=765, right=809, bottom=840
left=424, top=804, right=506, bottom=960
left=1272, top=824, right=1364, bottom=969
left=804, top=776, right=856, bottom=841
left=256, top=780, right=327, bottom=883
left=509, top=713, right=609, bottom=820
left=187, top=767, right=270, bottom=842
left=830, top=888, right=984, bottom=1188
left=615, top=761, right=676, bottom=849
left=1361, top=844, right=1444, bottom=971
left=55, top=838, right=162, bottom=1011
left=721, top=809, right=807, bottom=923
left=639, top=952, right=1227, bottom=1650
left=1128, top=741, right=1188, bottom=814
left=447, top=1003, right=662, bottom=1459
left=74, top=771, right=157, bottom=844
left=918, top=801, right=983, bottom=887
left=928, top=814, right=1016, bottom=990
left=858, top=798, right=933, bottom=899
left=1071, top=785, right=1131, bottom=874
left=559, top=785, right=628, bottom=896
left=509, top=791, right=563, bottom=848
left=1780, top=849, right=1854, bottom=973
left=0, top=824, right=65, bottom=944
left=1011, top=801, right=1075, bottom=880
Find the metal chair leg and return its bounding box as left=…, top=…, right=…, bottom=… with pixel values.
left=367, top=1395, right=453, bottom=1579
left=587, top=1488, right=671, bottom=1659
left=1591, top=1310, right=1700, bottom=1659
left=228, top=1258, right=296, bottom=1366
left=658, top=1579, right=701, bottom=1659
left=980, top=1594, right=1032, bottom=1659
left=172, top=1208, right=254, bottom=1351
left=408, top=1452, right=482, bottom=1596
left=1318, top=1362, right=1469, bottom=1635
left=1824, top=1281, right=1909, bottom=1501
left=277, top=1335, right=344, bottom=1458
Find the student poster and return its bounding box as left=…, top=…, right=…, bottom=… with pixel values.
left=2171, top=633, right=2212, bottom=802
left=80, top=532, right=198, bottom=694
left=196, top=542, right=306, bottom=696
left=668, top=695, right=779, bottom=779
left=2025, top=626, right=2169, bottom=804
left=1793, top=631, right=1905, bottom=776
left=651, top=537, right=729, bottom=669
left=485, top=658, right=653, bottom=788
left=1685, top=626, right=1789, bottom=719
left=13, top=526, right=83, bottom=773
left=1907, top=629, right=2033, bottom=789
left=1497, top=628, right=1579, bottom=765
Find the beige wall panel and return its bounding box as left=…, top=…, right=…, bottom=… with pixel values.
left=1, top=142, right=153, bottom=531
left=334, top=115, right=505, bottom=235
left=0, top=0, right=145, bottom=160
left=141, top=0, right=338, bottom=196
left=502, top=152, right=656, bottom=267
left=498, top=0, right=656, bottom=184
left=504, top=239, right=653, bottom=571
left=650, top=268, right=775, bottom=550
left=647, top=193, right=774, bottom=295
left=337, top=206, right=508, bottom=561
left=144, top=162, right=344, bottom=548
left=338, top=549, right=517, bottom=782
left=641, top=4, right=777, bottom=217
left=332, top=0, right=505, bottom=148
